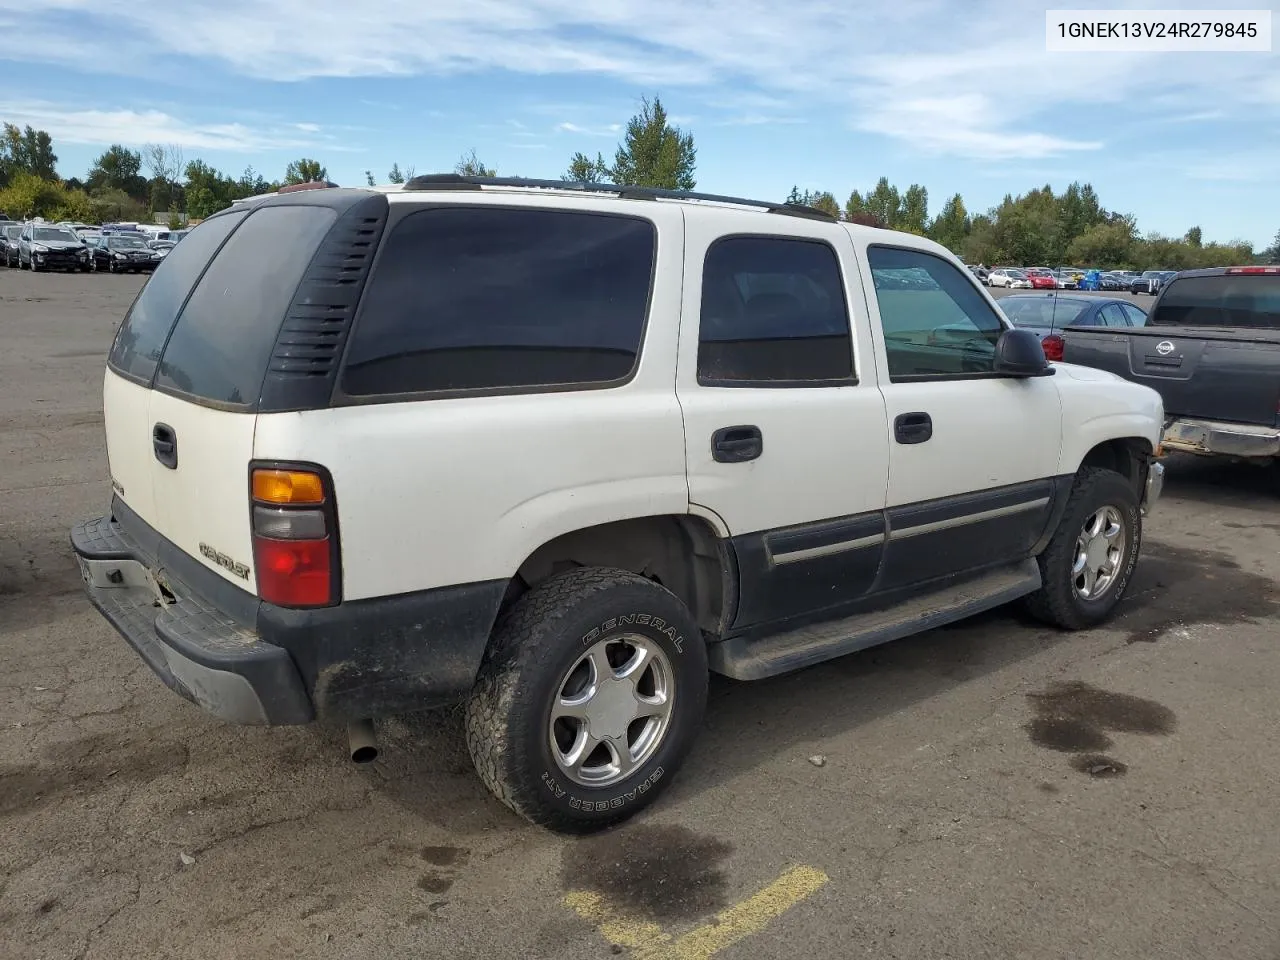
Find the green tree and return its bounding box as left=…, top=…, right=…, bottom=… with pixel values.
left=284, top=158, right=327, bottom=185
left=387, top=163, right=405, bottom=184
left=1066, top=221, right=1137, bottom=268
left=1185, top=226, right=1202, bottom=247
left=899, top=184, right=929, bottom=235
left=808, top=191, right=840, bottom=218
left=186, top=185, right=219, bottom=220
left=1264, top=230, right=1280, bottom=264
left=1, top=122, right=58, bottom=185
left=928, top=193, right=970, bottom=253
left=865, top=178, right=902, bottom=230
left=364, top=170, right=376, bottom=187
left=786, top=185, right=803, bottom=205
left=564, top=151, right=610, bottom=183
left=455, top=149, right=496, bottom=177
left=609, top=96, right=696, bottom=190
left=86, top=145, right=147, bottom=198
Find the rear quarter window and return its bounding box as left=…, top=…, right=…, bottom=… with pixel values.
left=1151, top=276, right=1280, bottom=328
left=107, top=211, right=246, bottom=383
left=153, top=205, right=338, bottom=407
left=340, top=206, right=657, bottom=397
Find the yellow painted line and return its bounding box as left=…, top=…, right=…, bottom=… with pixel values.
left=562, top=890, right=672, bottom=955
left=564, top=864, right=829, bottom=960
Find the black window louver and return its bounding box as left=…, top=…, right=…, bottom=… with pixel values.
left=259, top=195, right=389, bottom=412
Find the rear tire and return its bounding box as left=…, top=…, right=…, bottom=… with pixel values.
left=1024, top=467, right=1141, bottom=630
left=465, top=567, right=708, bottom=833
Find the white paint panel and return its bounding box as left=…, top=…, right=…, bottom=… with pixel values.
left=102, top=370, right=157, bottom=524
left=676, top=213, right=890, bottom=535
left=147, top=390, right=259, bottom=591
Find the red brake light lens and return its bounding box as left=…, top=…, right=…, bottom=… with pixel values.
left=1225, top=266, right=1279, bottom=275
left=253, top=537, right=333, bottom=607
left=1041, top=334, right=1064, bottom=362
left=249, top=463, right=339, bottom=608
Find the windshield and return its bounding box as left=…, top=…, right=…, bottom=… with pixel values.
left=999, top=298, right=1089, bottom=330
left=1150, top=275, right=1280, bottom=329
left=34, top=228, right=79, bottom=242
left=111, top=235, right=149, bottom=249
left=1007, top=269, right=1027, bottom=277
left=3, top=225, right=20, bottom=239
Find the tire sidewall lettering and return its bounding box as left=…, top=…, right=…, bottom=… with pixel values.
left=542, top=765, right=665, bottom=813
left=582, top=613, right=684, bottom=654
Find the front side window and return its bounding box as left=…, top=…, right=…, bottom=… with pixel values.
left=697, top=236, right=853, bottom=385
left=867, top=246, right=1006, bottom=381
left=342, top=206, right=657, bottom=397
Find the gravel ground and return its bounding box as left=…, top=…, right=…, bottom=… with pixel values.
left=2, top=270, right=1278, bottom=960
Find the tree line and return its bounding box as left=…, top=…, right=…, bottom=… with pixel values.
left=3, top=106, right=1276, bottom=267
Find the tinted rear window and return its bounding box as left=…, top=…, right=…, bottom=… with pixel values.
left=107, top=212, right=246, bottom=382
left=341, top=206, right=656, bottom=397
left=1150, top=276, right=1280, bottom=329
left=999, top=298, right=1089, bottom=329
left=154, top=205, right=337, bottom=406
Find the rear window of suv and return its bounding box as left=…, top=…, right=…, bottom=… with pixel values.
left=107, top=211, right=246, bottom=383
left=154, top=205, right=337, bottom=406
left=340, top=206, right=656, bottom=397
left=1150, top=275, right=1280, bottom=329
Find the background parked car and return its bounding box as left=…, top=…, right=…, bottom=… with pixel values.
left=90, top=233, right=161, bottom=273
left=965, top=263, right=990, bottom=283
left=0, top=223, right=22, bottom=266
left=997, top=293, right=1148, bottom=361
left=1131, top=270, right=1177, bottom=295
left=19, top=224, right=90, bottom=272
left=989, top=267, right=1031, bottom=288
left=1025, top=267, right=1058, bottom=290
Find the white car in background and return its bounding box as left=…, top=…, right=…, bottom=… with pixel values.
left=989, top=268, right=1031, bottom=289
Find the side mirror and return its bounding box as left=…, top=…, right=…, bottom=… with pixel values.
left=994, top=328, right=1054, bottom=378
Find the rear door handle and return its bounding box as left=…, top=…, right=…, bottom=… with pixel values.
left=712, top=425, right=763, bottom=463
left=894, top=412, right=932, bottom=445
left=152, top=422, right=178, bottom=469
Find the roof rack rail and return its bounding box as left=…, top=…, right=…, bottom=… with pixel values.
left=401, top=174, right=839, bottom=223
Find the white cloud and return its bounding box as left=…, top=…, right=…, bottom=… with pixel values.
left=555, top=121, right=622, bottom=137
left=0, top=100, right=345, bottom=153
left=1, top=0, right=1277, bottom=161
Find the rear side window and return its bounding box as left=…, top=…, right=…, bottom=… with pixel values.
left=154, top=206, right=337, bottom=406
left=341, top=207, right=656, bottom=397
left=1150, top=276, right=1280, bottom=329
left=107, top=211, right=246, bottom=382
left=697, top=237, right=853, bottom=385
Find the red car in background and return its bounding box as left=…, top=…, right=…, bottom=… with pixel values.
left=1025, top=267, right=1058, bottom=290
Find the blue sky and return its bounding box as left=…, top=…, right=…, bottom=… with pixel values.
left=0, top=0, right=1276, bottom=247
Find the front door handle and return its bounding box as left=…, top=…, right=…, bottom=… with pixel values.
left=152, top=422, right=178, bottom=469
left=894, top=412, right=932, bottom=445
left=712, top=425, right=763, bottom=463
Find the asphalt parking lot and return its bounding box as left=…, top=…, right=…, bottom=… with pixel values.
left=3, top=272, right=1278, bottom=960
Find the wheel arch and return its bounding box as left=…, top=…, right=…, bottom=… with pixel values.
left=509, top=514, right=735, bottom=640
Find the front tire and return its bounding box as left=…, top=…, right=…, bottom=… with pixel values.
left=1024, top=467, right=1141, bottom=629
left=465, top=567, right=708, bottom=833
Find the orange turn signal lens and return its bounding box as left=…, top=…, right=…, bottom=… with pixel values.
left=252, top=469, right=325, bottom=505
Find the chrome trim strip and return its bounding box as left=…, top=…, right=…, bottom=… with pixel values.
left=771, top=532, right=886, bottom=566
left=889, top=497, right=1051, bottom=541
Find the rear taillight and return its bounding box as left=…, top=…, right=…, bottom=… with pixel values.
left=1042, top=334, right=1064, bottom=362
left=250, top=465, right=339, bottom=608
left=1226, top=266, right=1279, bottom=274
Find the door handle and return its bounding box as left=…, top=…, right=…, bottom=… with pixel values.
left=152, top=422, right=178, bottom=469
left=894, top=412, right=932, bottom=445
left=712, top=425, right=763, bottom=463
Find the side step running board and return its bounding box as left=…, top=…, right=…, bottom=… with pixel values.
left=709, top=559, right=1042, bottom=681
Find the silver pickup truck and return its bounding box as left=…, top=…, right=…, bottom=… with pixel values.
left=1061, top=266, right=1280, bottom=461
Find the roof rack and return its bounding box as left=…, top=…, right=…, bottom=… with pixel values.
left=400, top=174, right=839, bottom=223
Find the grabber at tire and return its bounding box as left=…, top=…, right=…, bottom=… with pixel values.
left=1024, top=467, right=1142, bottom=630
left=465, top=567, right=708, bottom=833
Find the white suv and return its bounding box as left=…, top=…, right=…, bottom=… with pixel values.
left=72, top=177, right=1165, bottom=831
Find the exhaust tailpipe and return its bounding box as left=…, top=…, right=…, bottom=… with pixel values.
left=347, top=719, right=379, bottom=764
